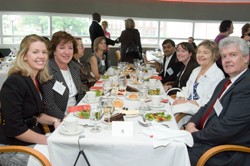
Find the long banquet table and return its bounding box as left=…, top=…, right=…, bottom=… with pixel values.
left=45, top=78, right=191, bottom=166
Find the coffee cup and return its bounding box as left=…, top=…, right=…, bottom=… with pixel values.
left=151, top=95, right=161, bottom=106
left=86, top=91, right=96, bottom=102
left=149, top=78, right=156, bottom=86
left=61, top=116, right=78, bottom=133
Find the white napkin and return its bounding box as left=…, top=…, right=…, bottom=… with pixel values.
left=143, top=121, right=193, bottom=148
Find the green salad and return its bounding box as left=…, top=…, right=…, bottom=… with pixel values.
left=145, top=112, right=172, bottom=122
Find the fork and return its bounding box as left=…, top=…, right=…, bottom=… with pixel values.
left=137, top=121, right=169, bottom=128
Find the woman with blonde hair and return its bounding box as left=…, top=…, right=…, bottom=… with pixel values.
left=88, top=36, right=106, bottom=80
left=118, top=18, right=142, bottom=63
left=0, top=34, right=61, bottom=165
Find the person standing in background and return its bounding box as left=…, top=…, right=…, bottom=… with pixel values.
left=214, top=20, right=234, bottom=76
left=102, top=20, right=111, bottom=70
left=118, top=18, right=142, bottom=63
left=188, top=37, right=197, bottom=50
left=241, top=23, right=250, bottom=43
left=89, top=12, right=117, bottom=53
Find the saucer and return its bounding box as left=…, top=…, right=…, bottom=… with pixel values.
left=82, top=97, right=99, bottom=104
left=148, top=102, right=165, bottom=108
left=59, top=126, right=84, bottom=135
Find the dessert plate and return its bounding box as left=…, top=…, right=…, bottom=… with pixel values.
left=82, top=97, right=99, bottom=104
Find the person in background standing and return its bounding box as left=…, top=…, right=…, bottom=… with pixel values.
left=118, top=18, right=142, bottom=63
left=89, top=12, right=117, bottom=53
left=214, top=20, right=234, bottom=76
left=188, top=37, right=197, bottom=50
left=102, top=20, right=111, bottom=70
left=241, top=23, right=250, bottom=43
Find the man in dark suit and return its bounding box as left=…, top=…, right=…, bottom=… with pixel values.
left=89, top=12, right=117, bottom=53
left=159, top=39, right=183, bottom=84
left=187, top=36, right=250, bottom=166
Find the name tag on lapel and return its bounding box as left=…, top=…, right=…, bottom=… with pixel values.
left=214, top=99, right=223, bottom=116
left=166, top=68, right=174, bottom=76
left=52, top=81, right=66, bottom=95
left=112, top=121, right=133, bottom=137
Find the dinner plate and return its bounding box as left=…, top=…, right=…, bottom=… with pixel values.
left=59, top=126, right=84, bottom=135
left=82, top=97, right=99, bottom=104
left=148, top=102, right=165, bottom=108
left=74, top=111, right=90, bottom=119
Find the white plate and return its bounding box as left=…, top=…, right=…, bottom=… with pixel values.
left=82, top=97, right=99, bottom=104
left=148, top=102, right=165, bottom=108
left=59, top=126, right=84, bottom=135
left=126, top=93, right=140, bottom=101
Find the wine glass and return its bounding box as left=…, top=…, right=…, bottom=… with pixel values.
left=139, top=86, right=148, bottom=111
left=103, top=99, right=114, bottom=130
left=90, top=106, right=102, bottom=133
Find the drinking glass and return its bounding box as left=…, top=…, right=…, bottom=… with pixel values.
left=103, top=99, right=114, bottom=130
left=90, top=106, right=102, bottom=133
left=139, top=86, right=148, bottom=111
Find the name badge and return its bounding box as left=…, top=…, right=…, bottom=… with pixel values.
left=112, top=121, right=133, bottom=137
left=52, top=81, right=66, bottom=95
left=101, top=60, right=105, bottom=66
left=214, top=99, right=223, bottom=116
left=166, top=68, right=174, bottom=76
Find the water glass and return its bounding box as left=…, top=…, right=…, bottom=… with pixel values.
left=90, top=106, right=102, bottom=133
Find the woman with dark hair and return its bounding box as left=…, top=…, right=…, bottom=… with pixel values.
left=241, top=23, right=250, bottom=42
left=164, top=42, right=199, bottom=92
left=88, top=36, right=106, bottom=81
left=72, top=37, right=96, bottom=92
left=214, top=20, right=234, bottom=44
left=118, top=18, right=142, bottom=63
left=42, top=31, right=84, bottom=120
left=0, top=34, right=60, bottom=165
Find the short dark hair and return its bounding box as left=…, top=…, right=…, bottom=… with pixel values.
left=162, top=39, right=175, bottom=47
left=219, top=20, right=233, bottom=33
left=92, top=12, right=101, bottom=22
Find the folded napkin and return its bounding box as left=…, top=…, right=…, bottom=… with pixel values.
left=143, top=121, right=193, bottom=148
left=171, top=102, right=199, bottom=115
left=90, top=86, right=103, bottom=90
left=150, top=75, right=162, bottom=80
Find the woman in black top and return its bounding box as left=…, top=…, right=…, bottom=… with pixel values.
left=118, top=18, right=142, bottom=63
left=0, top=34, right=61, bottom=165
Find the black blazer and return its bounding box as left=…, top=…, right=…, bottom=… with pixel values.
left=160, top=52, right=183, bottom=84
left=189, top=69, right=250, bottom=166
left=89, top=21, right=115, bottom=52
left=119, top=29, right=142, bottom=63
left=172, top=58, right=199, bottom=89
left=42, top=58, right=85, bottom=120
left=0, top=74, right=44, bottom=145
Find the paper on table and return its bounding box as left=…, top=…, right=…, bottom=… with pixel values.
left=143, top=121, right=193, bottom=148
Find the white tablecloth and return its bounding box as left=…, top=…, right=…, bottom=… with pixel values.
left=28, top=71, right=191, bottom=166
left=46, top=93, right=190, bottom=166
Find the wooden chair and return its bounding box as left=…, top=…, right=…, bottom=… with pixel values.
left=196, top=145, right=250, bottom=166
left=115, top=50, right=121, bottom=63
left=0, top=145, right=51, bottom=166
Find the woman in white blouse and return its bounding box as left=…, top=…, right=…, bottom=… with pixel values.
left=172, top=40, right=225, bottom=127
